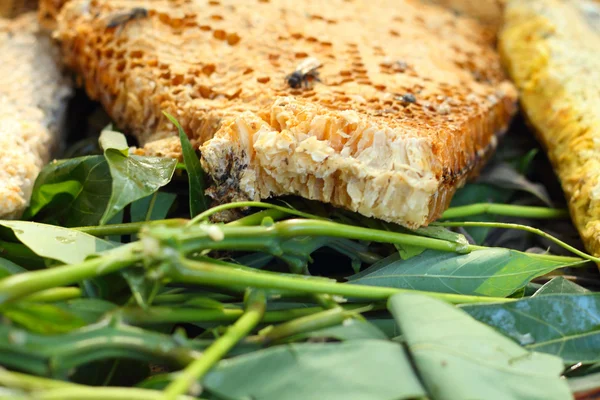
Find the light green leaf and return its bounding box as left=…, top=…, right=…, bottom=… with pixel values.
left=284, top=319, right=388, bottom=342
left=388, top=293, right=571, bottom=400
left=461, top=293, right=600, bottom=364
left=568, top=371, right=600, bottom=395
left=533, top=276, right=590, bottom=296
left=348, top=249, right=574, bottom=297
left=203, top=340, right=426, bottom=400
left=100, top=150, right=177, bottom=225
left=0, top=221, right=115, bottom=264
left=2, top=302, right=86, bottom=334
left=163, top=112, right=208, bottom=217
left=99, top=128, right=128, bottom=155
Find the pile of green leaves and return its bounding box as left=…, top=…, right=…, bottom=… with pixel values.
left=0, top=116, right=599, bottom=400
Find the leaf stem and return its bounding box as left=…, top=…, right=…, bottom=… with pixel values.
left=163, top=289, right=266, bottom=399
left=153, top=219, right=471, bottom=255
left=119, top=303, right=371, bottom=325
left=188, top=202, right=326, bottom=226
left=0, top=244, right=141, bottom=305
left=73, top=219, right=188, bottom=237
left=441, top=204, right=569, bottom=220
left=257, top=307, right=361, bottom=344
left=172, top=257, right=512, bottom=304
left=434, top=221, right=600, bottom=263
left=36, top=387, right=199, bottom=400
left=225, top=209, right=290, bottom=227
left=21, top=287, right=82, bottom=303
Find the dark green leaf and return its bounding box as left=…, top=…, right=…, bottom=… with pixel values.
left=203, top=340, right=426, bottom=400
left=367, top=318, right=401, bottom=338
left=0, top=258, right=25, bottom=278
left=348, top=249, right=574, bottom=297
left=130, top=192, right=177, bottom=223
left=284, top=319, right=388, bottom=342
left=449, top=183, right=512, bottom=243
left=478, top=162, right=552, bottom=206
left=100, top=150, right=177, bottom=225
left=533, top=276, right=590, bottom=296
left=2, top=302, right=86, bottom=334
left=24, top=156, right=111, bottom=227
left=388, top=293, right=571, bottom=400
left=122, top=269, right=161, bottom=307
left=163, top=112, right=208, bottom=217
left=461, top=294, right=600, bottom=364
left=0, top=221, right=115, bottom=264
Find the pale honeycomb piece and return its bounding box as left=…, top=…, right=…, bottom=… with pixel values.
left=424, top=0, right=505, bottom=31
left=49, top=0, right=516, bottom=228
left=0, top=13, right=73, bottom=219
left=501, top=0, right=600, bottom=256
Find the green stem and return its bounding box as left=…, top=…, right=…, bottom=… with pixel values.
left=73, top=219, right=188, bottom=237
left=145, top=192, right=159, bottom=222
left=0, top=244, right=141, bottom=305
left=313, top=294, right=342, bottom=310
left=0, top=368, right=76, bottom=391
left=21, top=287, right=81, bottom=303
left=258, top=307, right=359, bottom=344
left=434, top=221, right=600, bottom=263
left=441, top=204, right=569, bottom=220
left=188, top=202, right=327, bottom=226
left=163, top=289, right=267, bottom=399
left=226, top=209, right=290, bottom=227
left=172, top=257, right=512, bottom=304
left=36, top=387, right=198, bottom=400
left=119, top=303, right=370, bottom=325
left=153, top=219, right=470, bottom=255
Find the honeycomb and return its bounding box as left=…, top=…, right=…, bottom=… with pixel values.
left=501, top=0, right=600, bottom=256
left=47, top=0, right=516, bottom=228
left=0, top=0, right=37, bottom=19
left=0, top=12, right=73, bottom=219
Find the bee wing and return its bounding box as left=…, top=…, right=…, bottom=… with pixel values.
left=296, top=57, right=322, bottom=74
left=106, top=12, right=130, bottom=28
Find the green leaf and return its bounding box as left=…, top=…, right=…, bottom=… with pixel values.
left=203, top=340, right=426, bottom=400
left=478, top=162, right=552, bottom=206
left=130, top=192, right=177, bottom=223
left=55, top=299, right=117, bottom=324
left=100, top=150, right=177, bottom=225
left=98, top=128, right=129, bottom=155
left=533, top=276, right=590, bottom=296
left=460, top=293, right=600, bottom=364
left=388, top=225, right=470, bottom=260
left=24, top=156, right=112, bottom=227
left=348, top=248, right=573, bottom=297
left=388, top=293, right=571, bottom=400
left=284, top=319, right=388, bottom=342
left=568, top=371, right=600, bottom=395
left=0, top=258, right=25, bottom=278
left=0, top=221, right=115, bottom=264
left=121, top=269, right=161, bottom=308
left=2, top=302, right=86, bottom=334
left=163, top=111, right=208, bottom=217
left=449, top=183, right=512, bottom=243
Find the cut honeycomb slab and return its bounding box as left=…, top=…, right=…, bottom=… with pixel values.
left=47, top=0, right=516, bottom=227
